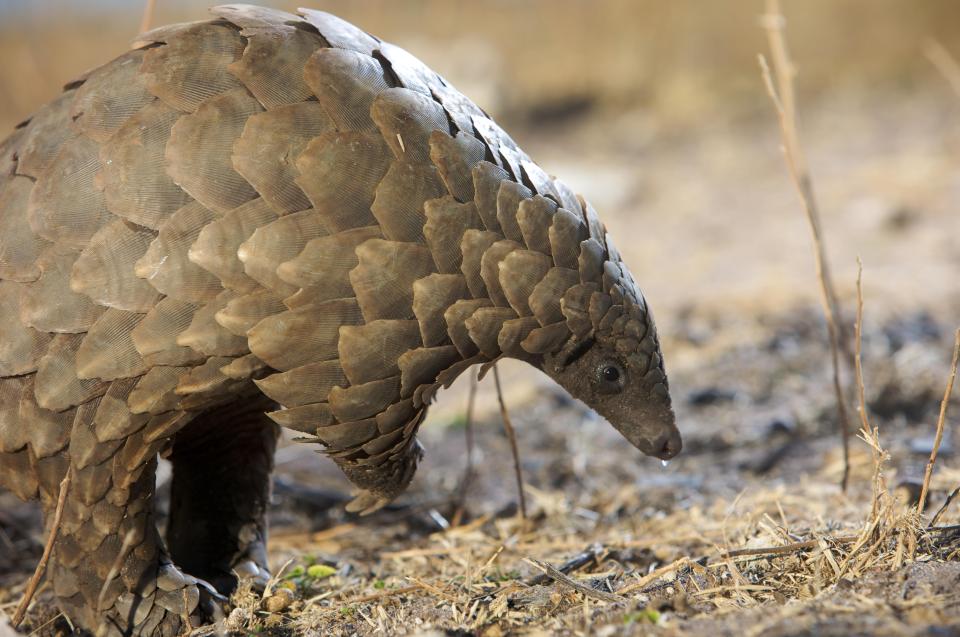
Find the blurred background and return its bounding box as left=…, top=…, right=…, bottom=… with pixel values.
left=2, top=0, right=957, bottom=317
left=0, top=0, right=958, bottom=480
left=3, top=6, right=960, bottom=632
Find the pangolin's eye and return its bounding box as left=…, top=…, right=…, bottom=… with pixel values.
left=595, top=361, right=626, bottom=394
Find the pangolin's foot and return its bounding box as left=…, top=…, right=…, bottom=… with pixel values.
left=213, top=531, right=271, bottom=594
left=91, top=564, right=227, bottom=637
left=166, top=399, right=279, bottom=597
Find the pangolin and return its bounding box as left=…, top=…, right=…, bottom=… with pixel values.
left=0, top=5, right=681, bottom=634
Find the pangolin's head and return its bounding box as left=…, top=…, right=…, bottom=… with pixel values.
left=538, top=238, right=681, bottom=461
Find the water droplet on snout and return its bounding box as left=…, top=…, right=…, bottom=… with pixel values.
left=661, top=459, right=670, bottom=468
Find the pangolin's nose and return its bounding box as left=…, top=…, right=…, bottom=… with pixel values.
left=652, top=429, right=682, bottom=460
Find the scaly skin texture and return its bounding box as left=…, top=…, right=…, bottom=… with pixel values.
left=0, top=5, right=680, bottom=634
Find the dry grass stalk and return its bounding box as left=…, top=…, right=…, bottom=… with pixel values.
left=12, top=472, right=71, bottom=628
left=929, top=486, right=960, bottom=528
left=492, top=364, right=528, bottom=520
left=139, top=0, right=157, bottom=34
left=96, top=529, right=139, bottom=612
left=924, top=39, right=960, bottom=100
left=615, top=557, right=690, bottom=595
left=837, top=257, right=888, bottom=578
left=332, top=585, right=420, bottom=608
left=718, top=523, right=958, bottom=564
left=523, top=558, right=623, bottom=603
left=916, top=328, right=960, bottom=519
left=406, top=576, right=459, bottom=603
left=720, top=535, right=854, bottom=560
left=759, top=0, right=852, bottom=491
left=452, top=368, right=479, bottom=526
left=853, top=259, right=886, bottom=522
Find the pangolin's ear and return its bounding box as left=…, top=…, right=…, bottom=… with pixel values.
left=553, top=335, right=595, bottom=373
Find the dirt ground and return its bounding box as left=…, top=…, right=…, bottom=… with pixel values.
left=2, top=2, right=960, bottom=636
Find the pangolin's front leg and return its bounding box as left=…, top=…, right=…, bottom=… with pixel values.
left=166, top=397, right=279, bottom=594
left=48, top=449, right=222, bottom=637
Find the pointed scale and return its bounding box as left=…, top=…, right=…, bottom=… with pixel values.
left=411, top=273, right=468, bottom=348
left=423, top=196, right=482, bottom=274
left=165, top=88, right=263, bottom=213
left=99, top=99, right=192, bottom=230
left=75, top=309, right=148, bottom=381
left=349, top=239, right=436, bottom=322
left=248, top=297, right=362, bottom=371
left=237, top=208, right=327, bottom=298
left=295, top=131, right=391, bottom=233
left=140, top=22, right=246, bottom=112
left=71, top=219, right=161, bottom=312
left=232, top=103, right=332, bottom=215
left=135, top=201, right=224, bottom=303
left=338, top=320, right=422, bottom=386
left=188, top=196, right=277, bottom=293
left=303, top=48, right=390, bottom=132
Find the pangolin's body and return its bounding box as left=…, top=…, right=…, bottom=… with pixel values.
left=0, top=5, right=679, bottom=634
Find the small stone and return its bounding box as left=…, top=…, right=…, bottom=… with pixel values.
left=262, top=587, right=296, bottom=613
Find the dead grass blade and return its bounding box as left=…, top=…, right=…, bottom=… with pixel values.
left=759, top=0, right=852, bottom=491
left=453, top=368, right=479, bottom=527
left=853, top=258, right=886, bottom=523
left=523, top=558, right=623, bottom=603
left=924, top=38, right=960, bottom=100
left=720, top=535, right=854, bottom=560
left=615, top=557, right=691, bottom=595
left=916, top=328, right=960, bottom=520
left=929, top=486, right=960, bottom=528
left=331, top=585, right=421, bottom=608
left=492, top=364, right=528, bottom=520
left=406, top=577, right=459, bottom=603
left=140, top=0, right=157, bottom=34
left=96, top=529, right=139, bottom=613
left=13, top=472, right=71, bottom=628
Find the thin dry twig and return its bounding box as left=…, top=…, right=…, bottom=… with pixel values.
left=527, top=548, right=602, bottom=586
left=452, top=368, right=479, bottom=526
left=96, top=529, right=139, bottom=612
left=406, top=576, right=459, bottom=603
left=523, top=558, right=623, bottom=603
left=718, top=524, right=960, bottom=563
left=759, top=0, right=851, bottom=491
left=308, top=584, right=424, bottom=617
left=853, top=258, right=868, bottom=430
left=930, top=486, right=960, bottom=528
left=917, top=328, right=960, bottom=519
left=924, top=38, right=960, bottom=100
left=492, top=364, right=527, bottom=520
left=854, top=258, right=885, bottom=521
left=140, top=0, right=158, bottom=34
left=615, top=557, right=690, bottom=595
left=13, top=472, right=72, bottom=627
left=721, top=535, right=855, bottom=560
left=334, top=585, right=421, bottom=607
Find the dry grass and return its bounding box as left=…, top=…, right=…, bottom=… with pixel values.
left=11, top=474, right=69, bottom=628
left=2, top=2, right=960, bottom=636
left=759, top=0, right=852, bottom=492
left=184, top=282, right=960, bottom=634
left=199, top=457, right=960, bottom=635
left=4, top=303, right=960, bottom=634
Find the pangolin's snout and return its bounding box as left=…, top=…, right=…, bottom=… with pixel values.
left=627, top=419, right=682, bottom=460
left=648, top=427, right=682, bottom=460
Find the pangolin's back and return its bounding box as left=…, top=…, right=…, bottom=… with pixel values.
left=0, top=5, right=639, bottom=510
